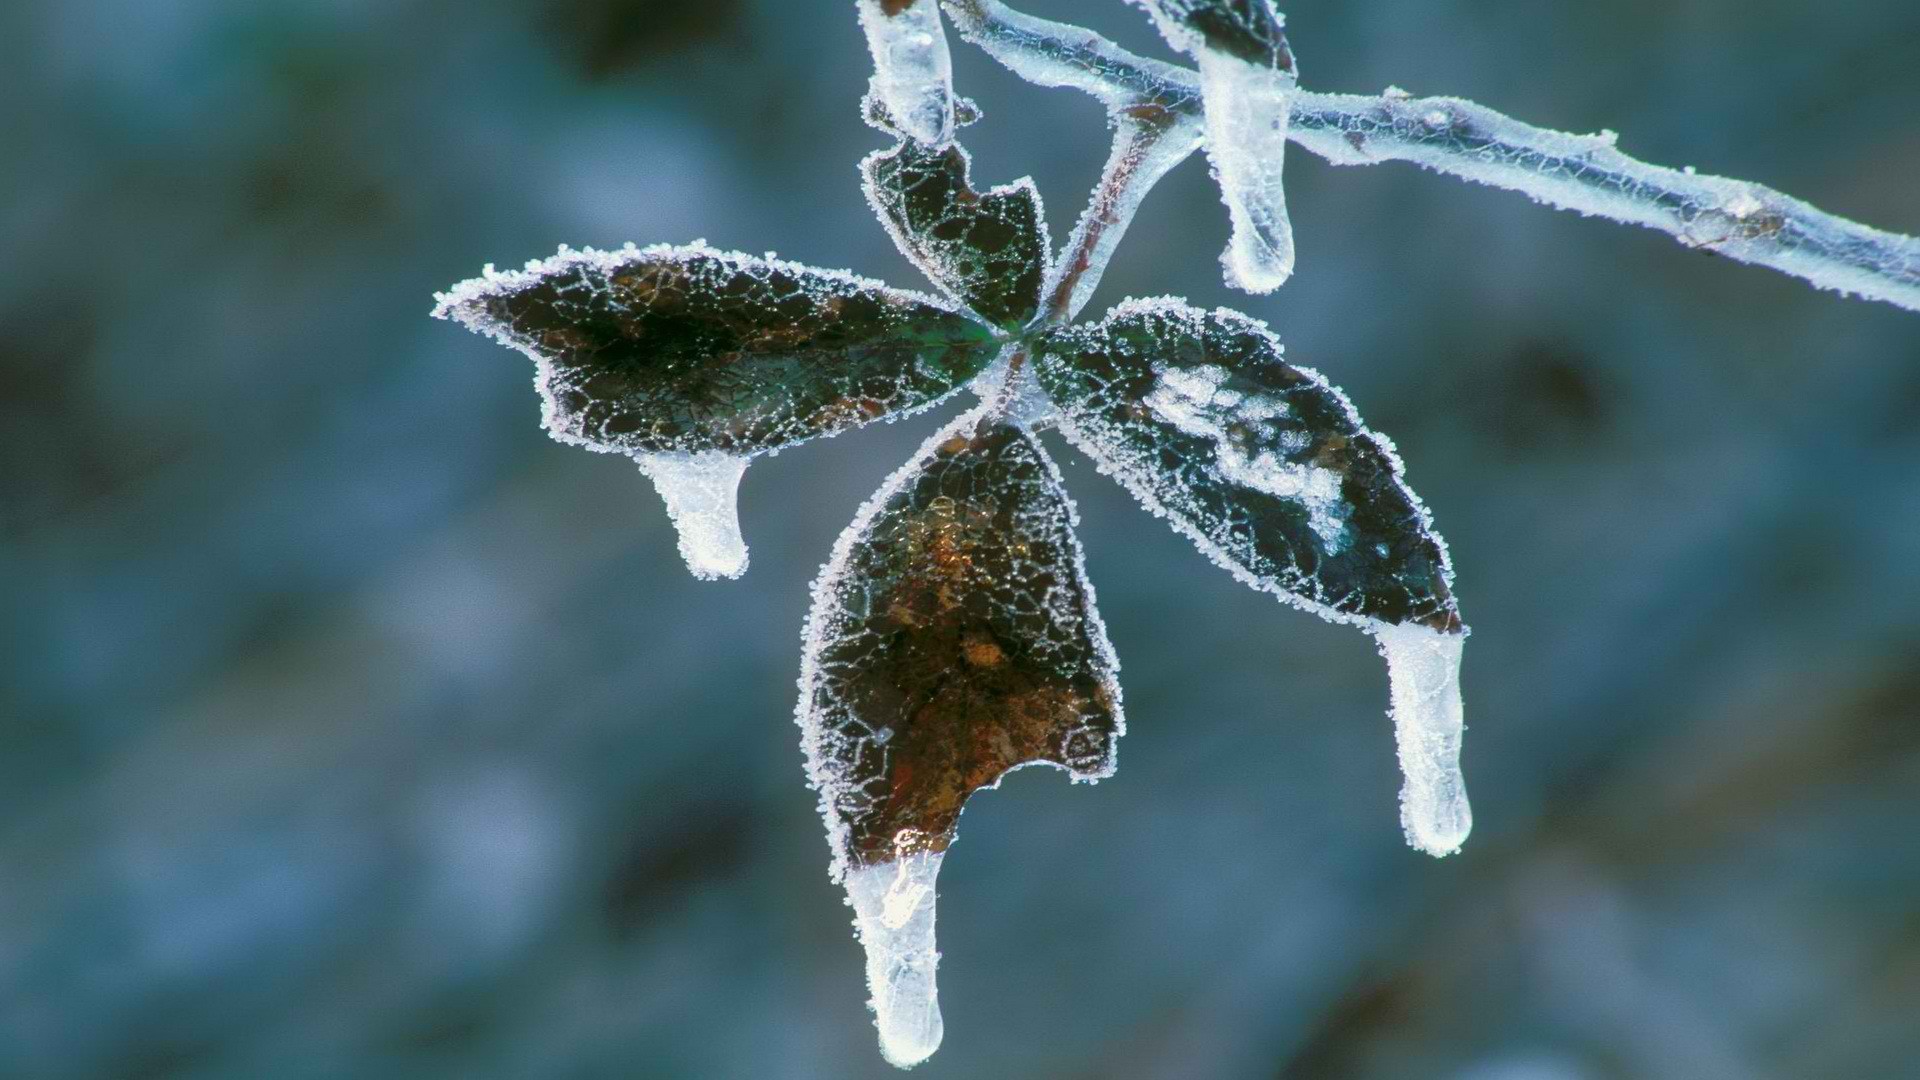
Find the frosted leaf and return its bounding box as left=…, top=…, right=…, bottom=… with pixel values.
left=797, top=406, right=1122, bottom=1065
left=1135, top=1, right=1298, bottom=292
left=1375, top=621, right=1472, bottom=856
left=634, top=451, right=748, bottom=580
left=861, top=135, right=1050, bottom=330
left=845, top=847, right=945, bottom=1068
left=856, top=0, right=956, bottom=147
left=799, top=406, right=1122, bottom=864
left=1031, top=298, right=1460, bottom=632
left=432, top=242, right=997, bottom=457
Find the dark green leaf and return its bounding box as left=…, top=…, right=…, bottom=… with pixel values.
left=861, top=137, right=1050, bottom=331
left=1031, top=299, right=1460, bottom=631
left=433, top=243, right=999, bottom=455
left=799, top=409, right=1122, bottom=870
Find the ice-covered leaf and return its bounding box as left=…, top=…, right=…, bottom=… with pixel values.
left=861, top=134, right=1050, bottom=331
left=432, top=242, right=997, bottom=457
left=1135, top=0, right=1298, bottom=291
left=435, top=242, right=999, bottom=580
left=857, top=0, right=957, bottom=147
left=1031, top=298, right=1459, bottom=632
left=797, top=407, right=1123, bottom=1066
left=1034, top=298, right=1469, bottom=857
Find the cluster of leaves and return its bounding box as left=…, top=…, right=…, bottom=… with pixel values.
left=434, top=91, right=1460, bottom=876
left=436, top=0, right=1917, bottom=1067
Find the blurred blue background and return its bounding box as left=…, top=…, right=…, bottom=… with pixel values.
left=4, top=1, right=1919, bottom=1077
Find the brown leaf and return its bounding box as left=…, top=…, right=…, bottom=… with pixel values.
left=799, top=408, right=1123, bottom=872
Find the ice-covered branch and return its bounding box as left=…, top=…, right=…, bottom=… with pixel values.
left=943, top=0, right=1920, bottom=313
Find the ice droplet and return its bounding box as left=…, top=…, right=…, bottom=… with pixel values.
left=857, top=0, right=956, bottom=147
left=845, top=848, right=945, bottom=1069
left=1196, top=51, right=1296, bottom=293
left=634, top=451, right=749, bottom=580
left=1374, top=621, right=1472, bottom=856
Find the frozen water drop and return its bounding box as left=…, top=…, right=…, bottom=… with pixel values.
left=857, top=0, right=956, bottom=146
left=845, top=849, right=945, bottom=1069
left=634, top=450, right=749, bottom=580
left=1374, top=621, right=1472, bottom=856
left=1196, top=51, right=1296, bottom=293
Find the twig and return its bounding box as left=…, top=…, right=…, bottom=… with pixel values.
left=944, top=0, right=1920, bottom=313
left=1039, top=104, right=1205, bottom=325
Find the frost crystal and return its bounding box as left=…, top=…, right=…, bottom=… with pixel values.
left=634, top=451, right=749, bottom=580
left=845, top=848, right=945, bottom=1068
left=431, top=243, right=996, bottom=459
left=857, top=0, right=956, bottom=147
left=797, top=406, right=1122, bottom=1065
left=1374, top=620, right=1472, bottom=856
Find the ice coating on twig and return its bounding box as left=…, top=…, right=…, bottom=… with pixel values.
left=945, top=0, right=1920, bottom=312
left=634, top=451, right=749, bottom=580
left=1198, top=50, right=1296, bottom=292
left=1374, top=620, right=1472, bottom=856
left=430, top=241, right=997, bottom=459
left=845, top=847, right=946, bottom=1068
left=858, top=0, right=956, bottom=147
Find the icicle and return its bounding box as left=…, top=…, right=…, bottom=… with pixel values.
left=1197, top=50, right=1297, bottom=292
left=1374, top=621, right=1472, bottom=856
left=856, top=0, right=956, bottom=147
left=633, top=450, right=749, bottom=580
left=844, top=846, right=945, bottom=1069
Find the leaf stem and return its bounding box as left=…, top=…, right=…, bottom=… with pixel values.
left=1036, top=103, right=1204, bottom=326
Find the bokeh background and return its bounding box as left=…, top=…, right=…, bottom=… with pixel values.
left=5, top=0, right=1919, bottom=1077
